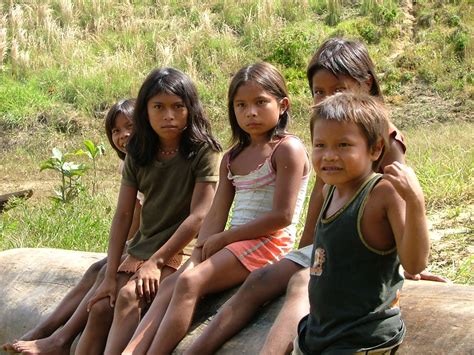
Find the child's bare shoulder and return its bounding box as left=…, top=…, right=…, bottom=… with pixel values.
left=368, top=177, right=402, bottom=209
left=273, top=136, right=307, bottom=158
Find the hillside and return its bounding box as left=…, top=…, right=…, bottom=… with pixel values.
left=0, top=0, right=472, bottom=283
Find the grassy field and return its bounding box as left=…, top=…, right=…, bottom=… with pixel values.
left=0, top=0, right=473, bottom=283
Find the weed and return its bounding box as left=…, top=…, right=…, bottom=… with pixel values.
left=357, top=19, right=381, bottom=44
left=76, top=140, right=105, bottom=196
left=40, top=148, right=88, bottom=203
left=450, top=29, right=469, bottom=59
left=265, top=24, right=314, bottom=69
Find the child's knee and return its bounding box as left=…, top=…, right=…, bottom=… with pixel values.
left=175, top=269, right=200, bottom=295
left=116, top=282, right=138, bottom=307
left=88, top=298, right=114, bottom=322
left=287, top=269, right=310, bottom=294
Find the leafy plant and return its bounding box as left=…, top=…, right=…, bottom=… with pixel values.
left=361, top=0, right=399, bottom=24
left=40, top=148, right=87, bottom=203
left=76, top=140, right=105, bottom=196
left=326, top=0, right=342, bottom=26
left=450, top=29, right=468, bottom=59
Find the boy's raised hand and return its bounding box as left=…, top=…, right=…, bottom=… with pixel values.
left=130, top=260, right=161, bottom=303
left=383, top=162, right=424, bottom=203
left=87, top=277, right=117, bottom=311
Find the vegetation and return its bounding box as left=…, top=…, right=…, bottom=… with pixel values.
left=0, top=0, right=472, bottom=283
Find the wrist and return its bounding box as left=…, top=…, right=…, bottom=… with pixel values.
left=104, top=272, right=117, bottom=282
left=405, top=193, right=425, bottom=210
left=149, top=256, right=164, bottom=268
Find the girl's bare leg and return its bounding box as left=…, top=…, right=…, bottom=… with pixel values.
left=104, top=266, right=176, bottom=355
left=260, top=268, right=310, bottom=355
left=147, top=249, right=249, bottom=355
left=75, top=273, right=131, bottom=355
left=123, top=258, right=198, bottom=355
left=11, top=263, right=111, bottom=355
left=1, top=258, right=107, bottom=352
left=185, top=259, right=302, bottom=355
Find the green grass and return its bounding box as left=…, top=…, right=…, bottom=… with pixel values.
left=0, top=192, right=114, bottom=252
left=0, top=1, right=472, bottom=284
left=406, top=122, right=474, bottom=210
left=1, top=0, right=471, bottom=127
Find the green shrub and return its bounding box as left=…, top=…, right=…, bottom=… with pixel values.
left=450, top=29, right=469, bottom=59
left=325, top=0, right=342, bottom=26
left=0, top=76, right=55, bottom=128
left=361, top=0, right=399, bottom=24
left=447, top=14, right=461, bottom=27
left=266, top=25, right=313, bottom=69
left=357, top=20, right=381, bottom=44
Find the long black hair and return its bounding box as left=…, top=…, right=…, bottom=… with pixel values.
left=227, top=62, right=290, bottom=155
left=127, top=67, right=222, bottom=166
left=307, top=37, right=383, bottom=99
left=104, top=98, right=135, bottom=160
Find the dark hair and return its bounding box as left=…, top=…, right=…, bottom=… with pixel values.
left=104, top=98, right=135, bottom=160
left=310, top=93, right=389, bottom=170
left=227, top=62, right=290, bottom=155
left=307, top=37, right=382, bottom=99
left=127, top=67, right=222, bottom=166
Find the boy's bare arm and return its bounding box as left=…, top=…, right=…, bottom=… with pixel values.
left=384, top=162, right=430, bottom=275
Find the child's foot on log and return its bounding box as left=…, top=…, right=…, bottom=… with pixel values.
left=2, top=325, right=55, bottom=352
left=12, top=335, right=71, bottom=355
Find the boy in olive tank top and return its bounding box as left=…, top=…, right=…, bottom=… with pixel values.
left=295, top=93, right=430, bottom=354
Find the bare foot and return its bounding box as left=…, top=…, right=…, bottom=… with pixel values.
left=12, top=336, right=71, bottom=355
left=2, top=326, right=55, bottom=352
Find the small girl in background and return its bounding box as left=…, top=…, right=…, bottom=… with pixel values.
left=26, top=67, right=222, bottom=355
left=7, top=99, right=142, bottom=354
left=122, top=62, right=310, bottom=354
left=296, top=92, right=430, bottom=354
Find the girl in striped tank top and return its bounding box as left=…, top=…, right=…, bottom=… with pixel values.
left=123, top=62, right=310, bottom=354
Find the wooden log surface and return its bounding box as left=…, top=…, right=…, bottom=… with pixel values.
left=0, top=248, right=473, bottom=354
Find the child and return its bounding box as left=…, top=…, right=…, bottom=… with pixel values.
left=122, top=62, right=310, bottom=354
left=295, top=92, right=429, bottom=354
left=185, top=37, right=444, bottom=355
left=82, top=67, right=223, bottom=355
left=3, top=98, right=141, bottom=353
left=13, top=68, right=222, bottom=355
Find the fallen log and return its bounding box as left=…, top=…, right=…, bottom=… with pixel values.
left=0, top=190, right=33, bottom=213
left=0, top=248, right=472, bottom=354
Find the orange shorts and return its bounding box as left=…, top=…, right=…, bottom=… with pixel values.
left=117, top=252, right=185, bottom=274
left=225, top=230, right=294, bottom=272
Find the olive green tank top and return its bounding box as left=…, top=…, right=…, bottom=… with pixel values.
left=298, top=174, right=405, bottom=354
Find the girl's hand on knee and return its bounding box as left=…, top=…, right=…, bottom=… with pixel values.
left=190, top=246, right=204, bottom=264
left=131, top=261, right=161, bottom=303
left=87, top=278, right=117, bottom=311
left=196, top=232, right=226, bottom=260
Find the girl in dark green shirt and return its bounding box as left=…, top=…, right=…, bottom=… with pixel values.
left=78, top=68, right=221, bottom=354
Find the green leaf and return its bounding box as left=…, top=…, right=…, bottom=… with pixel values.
left=52, top=148, right=63, bottom=161
left=83, top=139, right=96, bottom=154
left=39, top=160, right=55, bottom=171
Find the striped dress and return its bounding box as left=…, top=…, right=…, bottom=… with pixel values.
left=225, top=136, right=309, bottom=271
